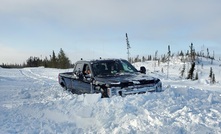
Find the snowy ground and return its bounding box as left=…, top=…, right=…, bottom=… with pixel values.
left=0, top=57, right=221, bottom=134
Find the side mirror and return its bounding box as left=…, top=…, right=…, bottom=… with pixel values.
left=140, top=66, right=146, bottom=74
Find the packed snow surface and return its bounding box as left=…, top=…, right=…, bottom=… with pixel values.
left=1, top=58, right=221, bottom=134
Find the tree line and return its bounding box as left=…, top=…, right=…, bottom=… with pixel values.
left=1, top=48, right=72, bottom=69
left=129, top=43, right=215, bottom=63
left=129, top=43, right=217, bottom=84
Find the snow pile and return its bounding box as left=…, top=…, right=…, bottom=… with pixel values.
left=0, top=58, right=221, bottom=133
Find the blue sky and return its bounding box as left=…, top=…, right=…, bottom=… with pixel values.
left=1, top=0, right=221, bottom=64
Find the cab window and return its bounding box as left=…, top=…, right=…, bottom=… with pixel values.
left=74, top=63, right=83, bottom=73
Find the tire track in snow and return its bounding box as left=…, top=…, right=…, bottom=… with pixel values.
left=19, top=68, right=59, bottom=91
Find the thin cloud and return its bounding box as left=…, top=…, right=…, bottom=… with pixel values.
left=1, top=0, right=221, bottom=63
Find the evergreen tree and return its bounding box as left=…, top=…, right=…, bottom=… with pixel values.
left=195, top=71, right=198, bottom=80
left=161, top=54, right=166, bottom=62
left=189, top=43, right=196, bottom=62
left=134, top=55, right=141, bottom=62
left=57, top=48, right=71, bottom=69
left=154, top=50, right=158, bottom=60
left=179, top=51, right=184, bottom=56
left=142, top=56, right=146, bottom=62
left=187, top=62, right=195, bottom=80
left=211, top=51, right=215, bottom=64
left=51, top=50, right=57, bottom=68
left=128, top=57, right=133, bottom=63
left=158, top=59, right=160, bottom=66
left=209, top=67, right=213, bottom=79
left=126, top=33, right=131, bottom=62
left=190, top=43, right=194, bottom=61
left=167, top=45, right=171, bottom=78
left=43, top=57, right=49, bottom=67
left=180, top=63, right=186, bottom=78
left=212, top=74, right=216, bottom=84
left=186, top=50, right=189, bottom=56
left=207, top=48, right=210, bottom=58
left=149, top=55, right=152, bottom=61
left=26, top=56, right=43, bottom=67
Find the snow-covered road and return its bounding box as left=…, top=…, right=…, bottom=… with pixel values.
left=0, top=59, right=221, bottom=133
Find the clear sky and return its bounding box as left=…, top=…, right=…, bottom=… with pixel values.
left=1, top=0, right=221, bottom=64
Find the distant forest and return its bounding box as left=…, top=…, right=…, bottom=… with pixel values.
left=129, top=43, right=216, bottom=63
left=0, top=43, right=219, bottom=69
left=1, top=48, right=73, bottom=69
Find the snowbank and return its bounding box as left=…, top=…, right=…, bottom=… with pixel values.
left=0, top=58, right=221, bottom=133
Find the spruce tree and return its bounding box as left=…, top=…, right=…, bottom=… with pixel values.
left=207, top=48, right=210, bottom=58
left=190, top=43, right=193, bottom=61
left=57, top=48, right=71, bottom=69
left=187, top=62, right=195, bottom=80
left=209, top=67, right=213, bottom=79
left=142, top=56, right=146, bottom=62
left=43, top=57, right=49, bottom=67
left=167, top=45, right=171, bottom=79
left=195, top=72, right=198, bottom=80
left=189, top=43, right=196, bottom=62
left=212, top=74, right=216, bottom=84
left=180, top=64, right=186, bottom=78
left=179, top=51, right=184, bottom=56
left=51, top=50, right=57, bottom=68
left=126, top=33, right=131, bottom=62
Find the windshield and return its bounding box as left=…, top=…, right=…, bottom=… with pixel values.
left=92, top=59, right=138, bottom=77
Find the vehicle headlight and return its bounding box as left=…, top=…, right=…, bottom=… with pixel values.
left=107, top=87, right=121, bottom=97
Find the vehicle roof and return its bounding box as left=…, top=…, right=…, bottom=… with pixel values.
left=75, top=58, right=126, bottom=64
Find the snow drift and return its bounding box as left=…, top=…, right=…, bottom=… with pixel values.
left=0, top=57, right=221, bottom=133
